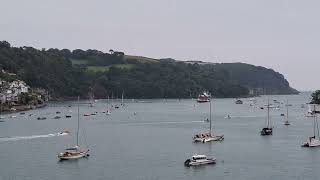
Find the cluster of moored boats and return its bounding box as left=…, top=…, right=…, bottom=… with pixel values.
left=186, top=92, right=320, bottom=167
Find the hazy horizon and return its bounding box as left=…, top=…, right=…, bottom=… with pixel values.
left=1, top=0, right=319, bottom=91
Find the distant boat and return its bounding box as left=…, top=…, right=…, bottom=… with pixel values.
left=193, top=101, right=224, bottom=143
left=37, top=117, right=46, bottom=120
left=58, top=97, right=90, bottom=160
left=235, top=99, right=243, bottom=104
left=65, top=115, right=72, bottom=118
left=196, top=91, right=210, bottom=103
left=260, top=99, right=273, bottom=136
left=284, top=100, right=290, bottom=126
left=184, top=154, right=216, bottom=167
left=54, top=116, right=61, bottom=119
left=302, top=104, right=320, bottom=147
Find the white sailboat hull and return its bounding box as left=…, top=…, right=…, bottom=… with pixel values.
left=58, top=150, right=89, bottom=160
left=302, top=137, right=320, bottom=147
left=193, top=135, right=224, bottom=143
left=188, top=159, right=216, bottom=166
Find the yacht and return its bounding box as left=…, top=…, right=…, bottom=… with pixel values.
left=302, top=104, right=320, bottom=147
left=196, top=91, right=210, bottom=103
left=260, top=100, right=273, bottom=136
left=193, top=101, right=224, bottom=143
left=184, top=154, right=216, bottom=166
left=58, top=97, right=90, bottom=160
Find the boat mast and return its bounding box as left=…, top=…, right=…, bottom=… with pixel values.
left=314, top=105, right=316, bottom=138
left=77, top=96, right=80, bottom=146
left=121, top=91, right=124, bottom=104
left=286, top=100, right=289, bottom=122
left=267, top=99, right=270, bottom=128
left=209, top=100, right=212, bottom=135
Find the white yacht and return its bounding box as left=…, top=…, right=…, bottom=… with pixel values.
left=302, top=104, right=320, bottom=147
left=193, top=101, right=224, bottom=143
left=184, top=154, right=216, bottom=166
left=58, top=97, right=90, bottom=160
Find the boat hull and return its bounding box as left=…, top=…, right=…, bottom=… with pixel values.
left=260, top=128, right=272, bottom=136
left=302, top=137, right=320, bottom=147
left=193, top=135, right=224, bottom=143
left=58, top=150, right=89, bottom=160
left=184, top=158, right=216, bottom=166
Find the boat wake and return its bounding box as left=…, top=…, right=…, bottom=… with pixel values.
left=0, top=131, right=70, bottom=142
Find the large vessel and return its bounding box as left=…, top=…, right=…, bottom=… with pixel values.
left=184, top=154, right=216, bottom=166
left=302, top=104, right=320, bottom=147
left=193, top=101, right=224, bottom=143
left=58, top=97, right=90, bottom=160
left=196, top=91, right=210, bottom=103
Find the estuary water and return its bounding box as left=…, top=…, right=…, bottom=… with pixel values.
left=0, top=92, right=319, bottom=180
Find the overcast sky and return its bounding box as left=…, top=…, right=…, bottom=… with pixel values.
left=0, top=0, right=319, bottom=91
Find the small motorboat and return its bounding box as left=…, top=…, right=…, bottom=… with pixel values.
left=302, top=136, right=320, bottom=147
left=235, top=99, right=243, bottom=104
left=106, top=111, right=111, bottom=115
left=184, top=154, right=216, bottom=167
left=56, top=111, right=61, bottom=114
left=37, top=117, right=47, bottom=120
left=20, top=112, right=25, bottom=115
left=65, top=115, right=72, bottom=118
left=84, top=113, right=90, bottom=117
left=11, top=115, right=17, bottom=118
left=54, top=116, right=61, bottom=119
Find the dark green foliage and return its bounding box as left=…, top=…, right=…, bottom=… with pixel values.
left=0, top=41, right=298, bottom=99
left=310, top=90, right=320, bottom=104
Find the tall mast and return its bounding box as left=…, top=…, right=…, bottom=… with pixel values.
left=267, top=98, right=270, bottom=128
left=122, top=91, right=124, bottom=104
left=314, top=105, right=316, bottom=137
left=77, top=96, right=80, bottom=146
left=286, top=100, right=289, bottom=122
left=209, top=100, right=212, bottom=135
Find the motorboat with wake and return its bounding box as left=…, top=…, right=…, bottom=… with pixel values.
left=184, top=154, right=216, bottom=167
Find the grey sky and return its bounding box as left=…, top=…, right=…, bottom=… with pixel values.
left=0, top=0, right=319, bottom=91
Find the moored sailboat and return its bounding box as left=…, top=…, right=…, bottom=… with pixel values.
left=260, top=99, right=273, bottom=136
left=193, top=101, right=224, bottom=143
left=58, top=97, right=89, bottom=160
left=302, top=104, right=320, bottom=147
left=284, top=100, right=290, bottom=126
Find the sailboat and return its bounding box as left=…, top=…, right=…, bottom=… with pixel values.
left=302, top=104, right=320, bottom=147
left=193, top=101, right=224, bottom=143
left=260, top=99, right=273, bottom=136
left=58, top=97, right=90, bottom=160
left=284, top=100, right=290, bottom=126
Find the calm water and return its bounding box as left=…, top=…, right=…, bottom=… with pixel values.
left=0, top=92, right=319, bottom=180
